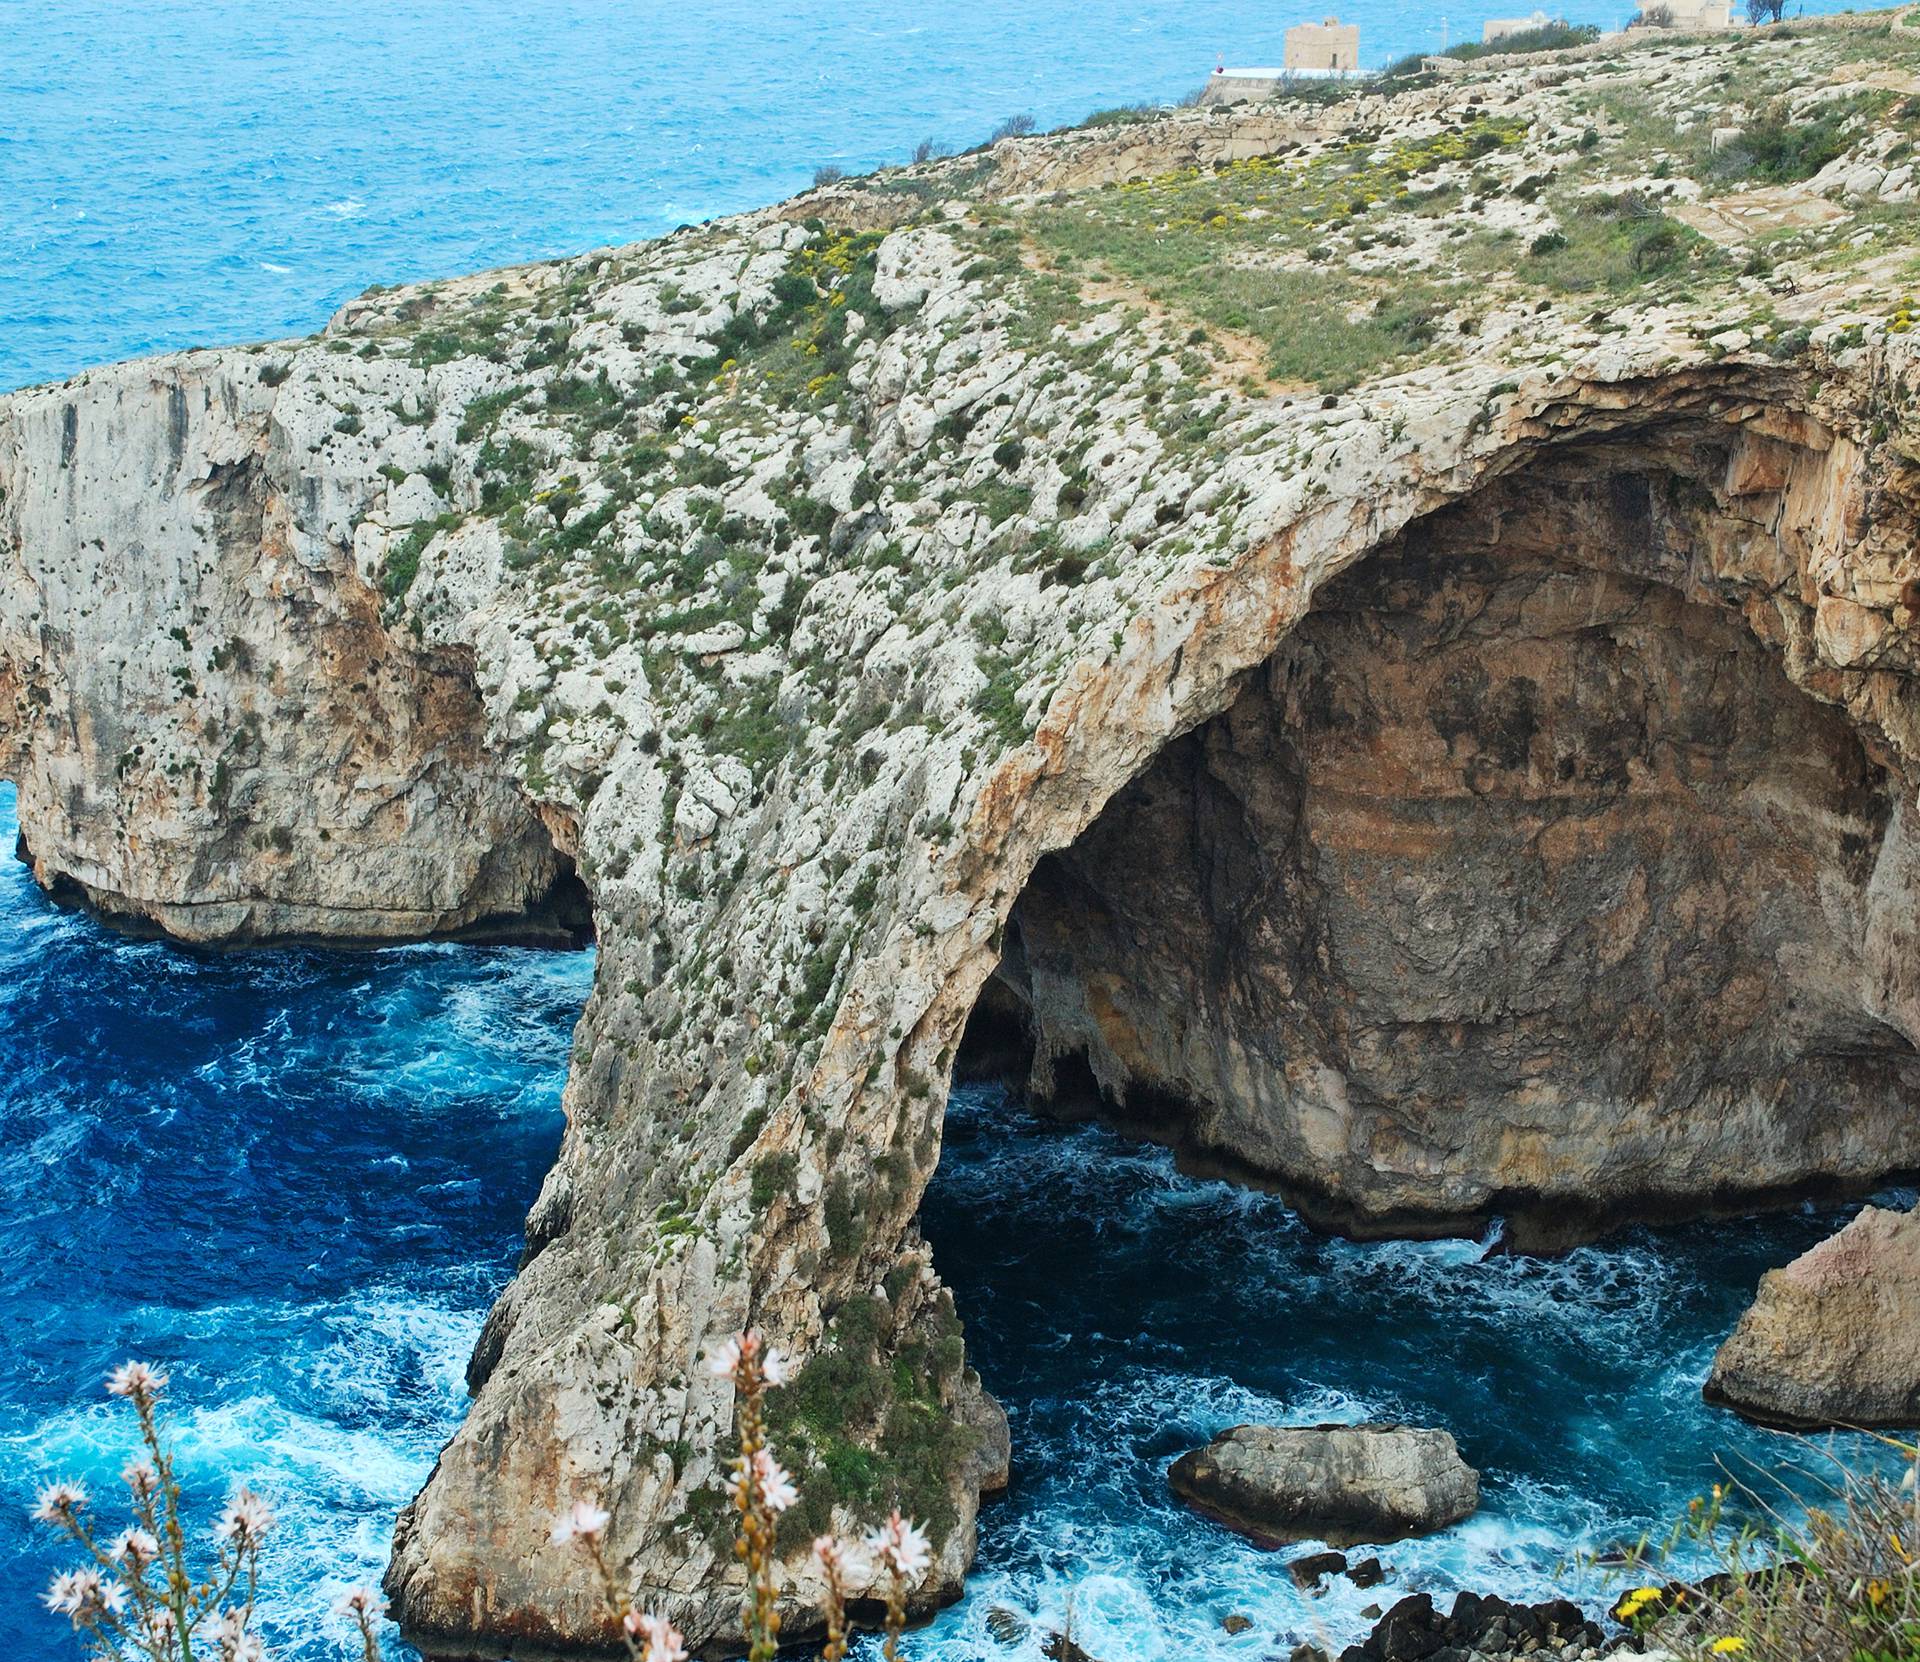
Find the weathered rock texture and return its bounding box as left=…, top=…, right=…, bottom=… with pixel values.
left=4, top=13, right=1920, bottom=1657
left=1168, top=1423, right=1480, bottom=1547
left=1706, top=1203, right=1920, bottom=1428
left=995, top=461, right=1920, bottom=1246
left=0, top=363, right=584, bottom=945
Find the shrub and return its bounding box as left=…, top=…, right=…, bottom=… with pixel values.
left=989, top=113, right=1036, bottom=142
left=1080, top=104, right=1158, bottom=129
left=1441, top=21, right=1601, bottom=59
left=1618, top=1440, right=1920, bottom=1662
left=1631, top=222, right=1684, bottom=273
left=811, top=164, right=846, bottom=188
left=1715, top=96, right=1883, bottom=185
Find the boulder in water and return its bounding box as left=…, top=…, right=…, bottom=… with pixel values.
left=1338, top=1591, right=1605, bottom=1662
left=1705, top=1205, right=1920, bottom=1429
left=1347, top=1555, right=1387, bottom=1589
left=1167, top=1423, right=1479, bottom=1548
left=1288, top=1548, right=1349, bottom=1588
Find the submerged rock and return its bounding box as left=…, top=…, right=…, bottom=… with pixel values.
left=985, top=1606, right=1029, bottom=1646
left=1706, top=1205, right=1920, bottom=1429
left=1168, top=1424, right=1479, bottom=1548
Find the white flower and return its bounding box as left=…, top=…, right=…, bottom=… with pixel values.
left=726, top=1449, right=797, bottom=1514
left=43, top=1570, right=86, bottom=1615
left=549, top=1497, right=611, bottom=1544
left=214, top=1606, right=268, bottom=1661
left=812, top=1533, right=867, bottom=1583
left=625, top=1612, right=689, bottom=1662
left=140, top=1608, right=179, bottom=1648
left=760, top=1344, right=791, bottom=1387
left=705, top=1329, right=790, bottom=1386
left=105, top=1360, right=169, bottom=1400
left=44, top=1567, right=125, bottom=1625
left=30, top=1481, right=88, bottom=1523
left=867, top=1509, right=932, bottom=1583
left=336, top=1586, right=379, bottom=1619
left=755, top=1450, right=797, bottom=1514
left=108, top=1527, right=160, bottom=1565
left=122, top=1458, right=158, bottom=1497
left=213, top=1488, right=275, bottom=1545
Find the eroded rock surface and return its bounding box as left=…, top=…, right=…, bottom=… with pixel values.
left=1169, top=1423, right=1480, bottom=1548
left=1706, top=1204, right=1920, bottom=1428
left=4, top=14, right=1920, bottom=1657
left=994, top=465, right=1920, bottom=1245
left=0, top=360, right=582, bottom=945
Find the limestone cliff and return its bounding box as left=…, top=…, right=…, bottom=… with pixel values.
left=5, top=14, right=1920, bottom=1655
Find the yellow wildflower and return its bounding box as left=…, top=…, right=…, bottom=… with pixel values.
left=1709, top=1639, right=1746, bottom=1654
left=1868, top=1577, right=1891, bottom=1607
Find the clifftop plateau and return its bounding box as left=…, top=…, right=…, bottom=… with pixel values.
left=7, top=14, right=1920, bottom=1653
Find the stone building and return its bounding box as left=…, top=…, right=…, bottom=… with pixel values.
left=1283, top=16, right=1361, bottom=71
left=1483, top=9, right=1553, bottom=41
left=1633, top=0, right=1734, bottom=27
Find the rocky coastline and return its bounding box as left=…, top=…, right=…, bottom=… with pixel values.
left=6, top=10, right=1920, bottom=1656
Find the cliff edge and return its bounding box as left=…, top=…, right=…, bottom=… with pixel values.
left=7, top=14, right=1920, bottom=1654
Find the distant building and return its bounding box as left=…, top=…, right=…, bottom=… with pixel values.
left=1631, top=0, right=1733, bottom=27
left=1483, top=9, right=1553, bottom=40
left=1284, top=17, right=1361, bottom=72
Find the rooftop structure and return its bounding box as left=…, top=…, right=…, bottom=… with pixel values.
left=1284, top=16, right=1361, bottom=71
left=1483, top=9, right=1554, bottom=40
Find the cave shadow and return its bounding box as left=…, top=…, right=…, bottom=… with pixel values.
left=951, top=446, right=1920, bottom=1255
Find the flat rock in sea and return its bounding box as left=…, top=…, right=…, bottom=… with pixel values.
left=1706, top=1205, right=1920, bottom=1429
left=1168, top=1424, right=1479, bottom=1548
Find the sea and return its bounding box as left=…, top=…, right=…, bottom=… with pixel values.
left=0, top=1, right=1891, bottom=1656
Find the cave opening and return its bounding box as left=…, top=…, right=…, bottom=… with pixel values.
left=953, top=449, right=1920, bottom=1253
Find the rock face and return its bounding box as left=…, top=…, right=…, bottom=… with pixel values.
left=0, top=359, right=585, bottom=946
left=992, top=466, right=1919, bottom=1246
left=1706, top=1205, right=1920, bottom=1429
left=5, top=15, right=1920, bottom=1658
left=1168, top=1424, right=1480, bottom=1547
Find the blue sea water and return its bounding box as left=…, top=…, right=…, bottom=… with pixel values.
left=0, top=1, right=1907, bottom=1654
left=0, top=782, right=596, bottom=1658
left=919, top=1091, right=1905, bottom=1662
left=0, top=0, right=1868, bottom=394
